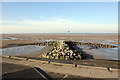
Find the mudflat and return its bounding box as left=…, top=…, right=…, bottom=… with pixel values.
left=0, top=33, right=119, bottom=60
left=1, top=33, right=118, bottom=41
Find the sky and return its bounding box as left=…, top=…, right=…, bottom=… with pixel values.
left=1, top=2, right=118, bottom=33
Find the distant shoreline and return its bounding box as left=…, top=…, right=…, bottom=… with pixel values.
left=0, top=33, right=118, bottom=35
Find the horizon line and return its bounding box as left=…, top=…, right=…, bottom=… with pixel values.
left=0, top=32, right=118, bottom=35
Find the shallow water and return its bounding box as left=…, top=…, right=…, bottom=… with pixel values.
left=78, top=45, right=118, bottom=60
left=0, top=45, right=46, bottom=56
left=35, top=39, right=55, bottom=42
left=100, top=42, right=118, bottom=46
left=99, top=48, right=118, bottom=54
left=90, top=48, right=118, bottom=60
left=0, top=37, right=19, bottom=40
left=77, top=40, right=118, bottom=46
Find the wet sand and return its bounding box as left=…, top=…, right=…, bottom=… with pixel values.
left=1, top=33, right=118, bottom=60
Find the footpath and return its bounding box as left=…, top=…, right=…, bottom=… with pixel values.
left=1, top=57, right=119, bottom=79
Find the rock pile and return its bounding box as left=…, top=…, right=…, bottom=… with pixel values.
left=75, top=42, right=117, bottom=48
left=42, top=40, right=81, bottom=60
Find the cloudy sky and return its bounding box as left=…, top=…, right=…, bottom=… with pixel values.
left=1, top=2, right=118, bottom=33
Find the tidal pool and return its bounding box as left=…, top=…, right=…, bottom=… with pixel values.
left=78, top=45, right=118, bottom=60
left=0, top=45, right=46, bottom=56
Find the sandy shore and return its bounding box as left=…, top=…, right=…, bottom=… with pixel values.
left=1, top=33, right=118, bottom=60
left=1, top=34, right=118, bottom=44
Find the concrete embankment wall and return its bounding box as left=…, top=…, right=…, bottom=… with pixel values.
left=0, top=55, right=27, bottom=60
left=0, top=55, right=118, bottom=71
